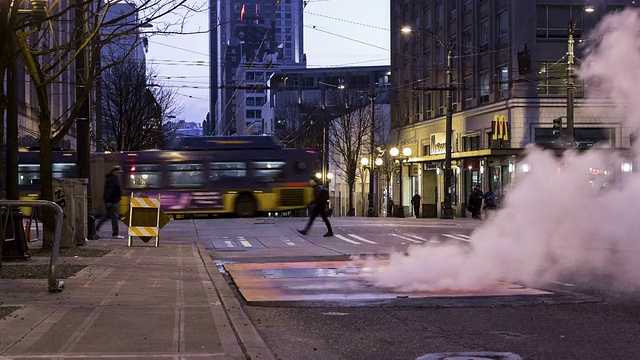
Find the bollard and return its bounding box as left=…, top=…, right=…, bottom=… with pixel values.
left=87, top=215, right=96, bottom=240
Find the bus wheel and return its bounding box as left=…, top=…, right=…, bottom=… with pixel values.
left=235, top=194, right=256, bottom=218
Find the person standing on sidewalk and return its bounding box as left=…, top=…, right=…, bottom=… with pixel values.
left=96, top=165, right=124, bottom=239
left=411, top=192, right=421, bottom=218
left=298, top=179, right=333, bottom=237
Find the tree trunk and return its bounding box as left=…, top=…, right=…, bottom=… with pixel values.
left=0, top=70, right=5, bottom=266
left=347, top=183, right=355, bottom=216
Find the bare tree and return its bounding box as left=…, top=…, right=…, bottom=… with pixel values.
left=3, top=0, right=204, bottom=249
left=275, top=97, right=324, bottom=150
left=327, top=89, right=371, bottom=216
left=100, top=60, right=181, bottom=151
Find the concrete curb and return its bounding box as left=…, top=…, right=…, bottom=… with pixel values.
left=196, top=242, right=275, bottom=360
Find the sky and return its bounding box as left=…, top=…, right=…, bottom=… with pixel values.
left=145, top=0, right=391, bottom=124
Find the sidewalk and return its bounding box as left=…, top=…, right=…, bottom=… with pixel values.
left=0, top=238, right=274, bottom=360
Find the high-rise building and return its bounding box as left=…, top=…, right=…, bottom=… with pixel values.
left=208, top=0, right=306, bottom=135
left=390, top=1, right=634, bottom=217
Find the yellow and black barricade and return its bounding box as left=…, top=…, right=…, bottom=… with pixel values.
left=127, top=193, right=161, bottom=247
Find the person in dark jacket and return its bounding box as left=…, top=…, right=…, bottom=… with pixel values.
left=298, top=179, right=333, bottom=237
left=411, top=193, right=421, bottom=218
left=96, top=165, right=124, bottom=238
left=468, top=186, right=484, bottom=220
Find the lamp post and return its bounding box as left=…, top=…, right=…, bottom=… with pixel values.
left=566, top=6, right=596, bottom=147
left=390, top=146, right=411, bottom=217
left=401, top=26, right=454, bottom=219
left=566, top=20, right=576, bottom=146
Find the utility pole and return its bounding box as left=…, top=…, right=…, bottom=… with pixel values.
left=367, top=91, right=376, bottom=217
left=441, top=39, right=454, bottom=219
left=7, top=35, right=19, bottom=200
left=75, top=0, right=94, bottom=240
left=566, top=20, right=575, bottom=145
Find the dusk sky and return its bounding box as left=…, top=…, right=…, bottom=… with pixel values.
left=146, top=0, right=391, bottom=124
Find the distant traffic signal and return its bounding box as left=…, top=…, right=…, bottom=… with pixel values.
left=552, top=117, right=563, bottom=135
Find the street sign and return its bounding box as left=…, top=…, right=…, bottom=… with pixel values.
left=125, top=194, right=170, bottom=247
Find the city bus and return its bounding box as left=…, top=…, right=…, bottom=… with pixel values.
left=118, top=136, right=316, bottom=217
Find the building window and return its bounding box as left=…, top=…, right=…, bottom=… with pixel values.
left=246, top=110, right=255, bottom=118
left=464, top=0, right=472, bottom=12
left=437, top=46, right=444, bottom=69
left=498, top=65, right=509, bottom=99
left=462, top=30, right=472, bottom=54
left=425, top=7, right=432, bottom=29
left=463, top=135, right=480, bottom=151
left=497, top=11, right=508, bottom=47
left=463, top=78, right=473, bottom=109
left=436, top=1, right=444, bottom=28
left=537, top=5, right=583, bottom=38
left=424, top=49, right=432, bottom=78
left=480, top=73, right=490, bottom=103
left=536, top=61, right=585, bottom=96
left=414, top=96, right=421, bottom=122
left=426, top=92, right=433, bottom=111
left=480, top=20, right=489, bottom=51
left=450, top=0, right=457, bottom=20
left=246, top=97, right=255, bottom=106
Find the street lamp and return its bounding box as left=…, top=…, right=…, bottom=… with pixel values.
left=390, top=146, right=411, bottom=217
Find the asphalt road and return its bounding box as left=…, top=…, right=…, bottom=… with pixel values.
left=187, top=216, right=640, bottom=360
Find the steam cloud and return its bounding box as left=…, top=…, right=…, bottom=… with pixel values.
left=369, top=9, right=640, bottom=292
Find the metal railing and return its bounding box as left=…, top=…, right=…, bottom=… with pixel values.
left=1, top=200, right=64, bottom=292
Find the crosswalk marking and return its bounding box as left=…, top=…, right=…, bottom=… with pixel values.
left=225, top=240, right=234, bottom=248
left=282, top=238, right=296, bottom=246
left=335, top=234, right=360, bottom=244
left=390, top=234, right=423, bottom=243
left=347, top=234, right=377, bottom=244
left=402, top=232, right=427, bottom=241
left=442, top=234, right=472, bottom=243
left=240, top=240, right=252, bottom=247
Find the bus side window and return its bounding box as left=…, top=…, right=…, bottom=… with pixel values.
left=209, top=162, right=246, bottom=183
left=53, top=163, right=77, bottom=179
left=18, top=164, right=40, bottom=185
left=127, top=164, right=162, bottom=189
left=169, top=163, right=204, bottom=188
left=252, top=161, right=285, bottom=182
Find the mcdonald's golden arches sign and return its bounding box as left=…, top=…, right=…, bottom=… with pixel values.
left=492, top=114, right=509, bottom=141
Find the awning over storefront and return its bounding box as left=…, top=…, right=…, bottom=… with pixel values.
left=408, top=148, right=524, bottom=163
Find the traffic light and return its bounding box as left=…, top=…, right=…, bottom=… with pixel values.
left=517, top=46, right=532, bottom=75
left=552, top=117, right=563, bottom=135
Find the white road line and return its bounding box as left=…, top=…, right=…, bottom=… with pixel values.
left=390, top=234, right=423, bottom=243
left=224, top=240, right=234, bottom=248
left=348, top=234, right=377, bottom=244
left=442, top=234, right=472, bottom=243
left=402, top=233, right=427, bottom=241
left=240, top=240, right=252, bottom=247
left=335, top=234, right=361, bottom=244
left=454, top=233, right=472, bottom=239
left=282, top=238, right=296, bottom=246
left=540, top=279, right=576, bottom=287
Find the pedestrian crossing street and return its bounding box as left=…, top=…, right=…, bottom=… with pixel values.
left=212, top=232, right=472, bottom=249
